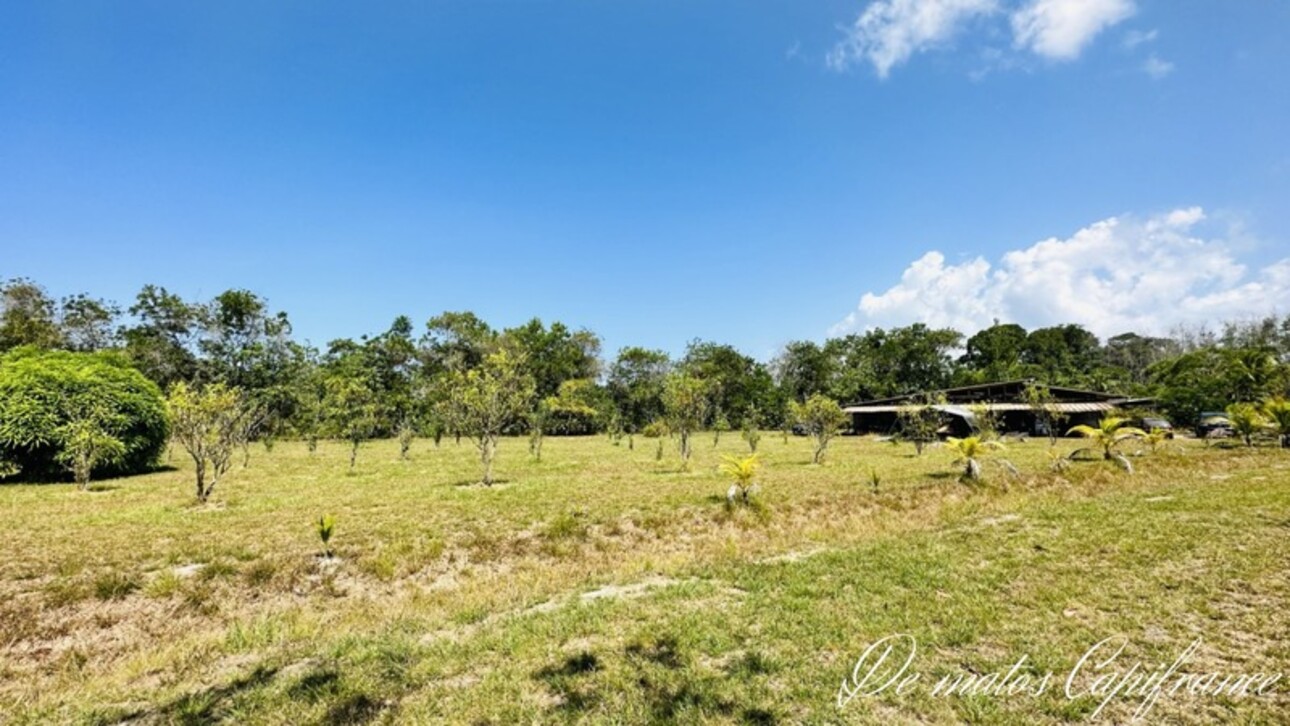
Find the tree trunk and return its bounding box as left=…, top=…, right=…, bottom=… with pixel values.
left=481, top=436, right=496, bottom=485
left=195, top=461, right=207, bottom=502
left=679, top=430, right=691, bottom=463
left=349, top=440, right=358, bottom=470
left=813, top=441, right=825, bottom=464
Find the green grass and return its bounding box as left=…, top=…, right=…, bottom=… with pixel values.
left=2, top=434, right=1287, bottom=723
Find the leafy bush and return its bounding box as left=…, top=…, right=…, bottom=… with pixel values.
left=0, top=347, right=168, bottom=480
left=789, top=394, right=847, bottom=464
left=641, top=420, right=670, bottom=438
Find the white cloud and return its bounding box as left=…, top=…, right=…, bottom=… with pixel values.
left=831, top=0, right=1139, bottom=77
left=1011, top=0, right=1135, bottom=60
left=1121, top=28, right=1157, bottom=49
left=828, top=0, right=999, bottom=77
left=1141, top=54, right=1174, bottom=79
left=833, top=208, right=1290, bottom=339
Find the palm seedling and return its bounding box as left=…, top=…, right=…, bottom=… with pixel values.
left=945, top=436, right=1003, bottom=482
left=1226, top=403, right=1265, bottom=447
left=719, top=454, right=760, bottom=506
left=318, top=514, right=336, bottom=558
left=1067, top=416, right=1146, bottom=471
left=1263, top=397, right=1290, bottom=448
left=1143, top=428, right=1170, bottom=454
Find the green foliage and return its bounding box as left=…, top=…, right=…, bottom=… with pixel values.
left=1023, top=382, right=1068, bottom=443
left=527, top=401, right=548, bottom=461
left=499, top=318, right=600, bottom=399
left=167, top=381, right=250, bottom=502
left=436, top=349, right=536, bottom=485
left=1068, top=416, right=1147, bottom=462
left=960, top=323, right=1027, bottom=381
left=1263, top=397, right=1290, bottom=448
left=1149, top=346, right=1288, bottom=427
left=718, top=454, right=760, bottom=505
left=711, top=411, right=729, bottom=446
left=320, top=347, right=383, bottom=470
left=397, top=418, right=416, bottom=460
left=0, top=278, right=63, bottom=352
left=641, top=420, right=670, bottom=438
left=318, top=515, right=336, bottom=558
left=1225, top=403, right=1265, bottom=447
left=607, top=347, right=671, bottom=434
left=741, top=406, right=762, bottom=453
left=0, top=348, right=168, bottom=480
left=54, top=402, right=127, bottom=489
left=945, top=435, right=1002, bottom=481
left=790, top=394, right=847, bottom=464
left=896, top=392, right=946, bottom=455
left=541, top=378, right=604, bottom=435
left=967, top=403, right=1000, bottom=439
left=662, top=373, right=710, bottom=466
left=681, top=340, right=776, bottom=430
left=821, top=324, right=963, bottom=402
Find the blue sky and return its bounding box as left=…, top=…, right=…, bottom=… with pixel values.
left=3, top=1, right=1288, bottom=359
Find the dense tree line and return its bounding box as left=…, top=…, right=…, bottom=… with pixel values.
left=3, top=277, right=1289, bottom=455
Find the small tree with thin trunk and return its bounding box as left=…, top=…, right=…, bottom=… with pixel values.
left=712, top=410, right=729, bottom=447
left=437, top=349, right=535, bottom=485
left=55, top=398, right=126, bottom=490
left=167, top=381, right=248, bottom=503
left=897, top=392, right=945, bottom=455
left=741, top=405, right=762, bottom=453
left=1024, top=382, right=1067, bottom=444
left=323, top=375, right=380, bottom=471
left=662, top=373, right=709, bottom=468
left=790, top=394, right=847, bottom=464
left=397, top=416, right=417, bottom=460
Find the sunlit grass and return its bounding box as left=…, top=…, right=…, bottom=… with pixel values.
left=3, top=434, right=1287, bottom=723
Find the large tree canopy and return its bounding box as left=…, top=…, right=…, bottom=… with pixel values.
left=0, top=348, right=168, bottom=480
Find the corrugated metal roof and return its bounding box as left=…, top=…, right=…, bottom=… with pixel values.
left=843, top=402, right=1116, bottom=414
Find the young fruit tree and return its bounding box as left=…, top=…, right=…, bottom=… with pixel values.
left=896, top=393, right=945, bottom=455
left=661, top=373, right=709, bottom=467
left=323, top=374, right=381, bottom=471
left=790, top=394, right=847, bottom=464
left=741, top=405, right=762, bottom=453
left=437, top=349, right=535, bottom=485
left=166, top=381, right=249, bottom=503
left=1024, top=382, right=1068, bottom=444
left=55, top=398, right=127, bottom=490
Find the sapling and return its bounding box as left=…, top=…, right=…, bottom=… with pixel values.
left=318, top=514, right=336, bottom=558
left=719, top=454, right=760, bottom=506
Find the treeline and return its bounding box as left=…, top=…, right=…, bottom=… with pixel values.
left=2, top=277, right=1289, bottom=440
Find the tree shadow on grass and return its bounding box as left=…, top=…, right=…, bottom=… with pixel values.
left=450, top=478, right=512, bottom=488
left=107, top=664, right=281, bottom=724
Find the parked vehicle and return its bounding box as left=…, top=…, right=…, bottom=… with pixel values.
left=1139, top=417, right=1174, bottom=439
left=1196, top=412, right=1234, bottom=438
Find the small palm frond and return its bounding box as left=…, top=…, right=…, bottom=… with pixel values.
left=719, top=454, right=759, bottom=486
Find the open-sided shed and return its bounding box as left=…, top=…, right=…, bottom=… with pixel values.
left=843, top=380, right=1137, bottom=437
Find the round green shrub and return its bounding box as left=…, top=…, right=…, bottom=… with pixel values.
left=0, top=347, right=169, bottom=480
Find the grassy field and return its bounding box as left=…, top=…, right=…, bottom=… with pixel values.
left=3, top=433, right=1288, bottom=724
